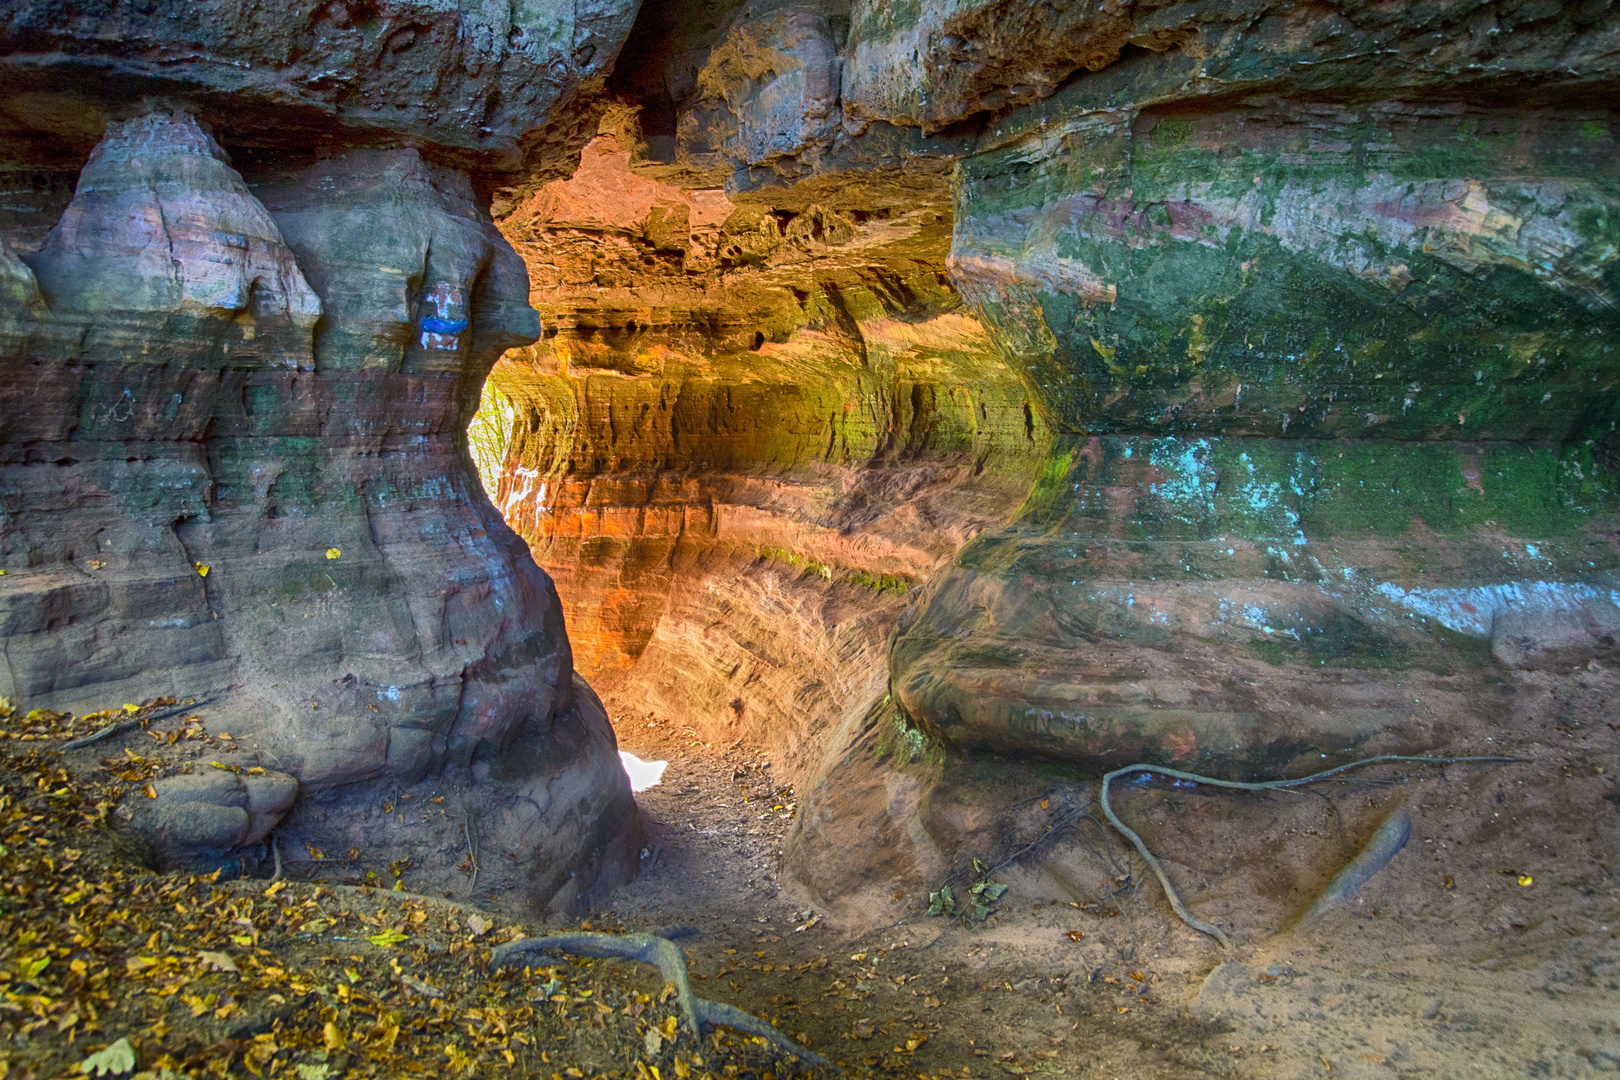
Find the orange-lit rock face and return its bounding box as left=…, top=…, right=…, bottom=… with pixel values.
left=479, top=0, right=1620, bottom=929
left=491, top=134, right=1045, bottom=777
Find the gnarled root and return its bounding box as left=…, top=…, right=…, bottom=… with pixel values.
left=491, top=928, right=832, bottom=1069
left=1100, top=754, right=1522, bottom=949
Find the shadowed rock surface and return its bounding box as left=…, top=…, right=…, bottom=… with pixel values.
left=0, top=4, right=649, bottom=909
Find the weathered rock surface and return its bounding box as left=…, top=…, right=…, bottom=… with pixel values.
left=3, top=0, right=1618, bottom=929
left=130, top=767, right=300, bottom=867
left=1, top=101, right=642, bottom=908
left=489, top=133, right=1042, bottom=780
left=0, top=0, right=637, bottom=174
left=473, top=0, right=1619, bottom=926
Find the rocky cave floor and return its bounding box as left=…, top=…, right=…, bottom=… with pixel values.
left=2, top=674, right=1619, bottom=1080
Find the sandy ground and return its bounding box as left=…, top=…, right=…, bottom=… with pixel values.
left=3, top=664, right=1613, bottom=1079
left=598, top=668, right=1620, bottom=1079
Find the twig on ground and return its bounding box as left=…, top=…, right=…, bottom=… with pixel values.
left=492, top=928, right=831, bottom=1069
left=1077, top=812, right=1128, bottom=881
left=463, top=816, right=479, bottom=893
left=988, top=791, right=1093, bottom=877
left=62, top=697, right=214, bottom=750
left=1100, top=754, right=1523, bottom=948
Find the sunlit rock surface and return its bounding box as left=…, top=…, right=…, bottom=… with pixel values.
left=489, top=134, right=1044, bottom=780
left=479, top=0, right=1619, bottom=925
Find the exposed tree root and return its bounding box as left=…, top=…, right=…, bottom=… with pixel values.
left=1295, top=803, right=1412, bottom=928
left=61, top=696, right=215, bottom=750
left=1100, top=755, right=1522, bottom=949
left=492, top=928, right=833, bottom=1069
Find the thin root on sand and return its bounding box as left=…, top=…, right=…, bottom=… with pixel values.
left=491, top=928, right=833, bottom=1069
left=1101, top=754, right=1523, bottom=948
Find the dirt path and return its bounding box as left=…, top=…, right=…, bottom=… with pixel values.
left=599, top=711, right=1221, bottom=1078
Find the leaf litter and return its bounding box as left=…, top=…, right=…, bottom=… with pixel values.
left=0, top=707, right=858, bottom=1080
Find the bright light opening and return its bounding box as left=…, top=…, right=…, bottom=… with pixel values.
left=619, top=750, right=667, bottom=792
left=467, top=377, right=516, bottom=500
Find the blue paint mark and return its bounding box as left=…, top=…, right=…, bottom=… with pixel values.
left=421, top=316, right=468, bottom=334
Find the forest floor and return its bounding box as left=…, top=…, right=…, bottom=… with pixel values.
left=2, top=667, right=1618, bottom=1080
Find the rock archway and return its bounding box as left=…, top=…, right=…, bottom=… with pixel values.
left=3, top=0, right=1618, bottom=936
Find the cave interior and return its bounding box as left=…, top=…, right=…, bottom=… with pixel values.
left=0, top=0, right=1618, bottom=1075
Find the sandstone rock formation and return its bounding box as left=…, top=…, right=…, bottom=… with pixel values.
left=0, top=2, right=648, bottom=911
left=488, top=132, right=1045, bottom=783
left=1, top=0, right=1615, bottom=930
left=479, top=0, right=1619, bottom=925
left=130, top=768, right=301, bottom=869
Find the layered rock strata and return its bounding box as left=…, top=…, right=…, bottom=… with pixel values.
left=489, top=135, right=1044, bottom=779
left=0, top=2, right=645, bottom=908
left=480, top=0, right=1619, bottom=924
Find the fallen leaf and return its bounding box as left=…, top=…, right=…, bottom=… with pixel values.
left=1517, top=874, right=1533, bottom=887
left=296, top=1066, right=330, bottom=1080
left=1065, top=931, right=1084, bottom=942
left=400, top=974, right=445, bottom=999
left=367, top=929, right=409, bottom=947
left=194, top=562, right=210, bottom=577
left=197, top=950, right=238, bottom=973
left=326, top=548, right=342, bottom=560
left=467, top=913, right=489, bottom=937
left=80, top=1037, right=136, bottom=1076
left=643, top=1028, right=663, bottom=1056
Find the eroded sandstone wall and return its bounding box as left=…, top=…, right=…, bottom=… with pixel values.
left=483, top=0, right=1619, bottom=926
left=489, top=135, right=1045, bottom=779
left=0, top=3, right=648, bottom=911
